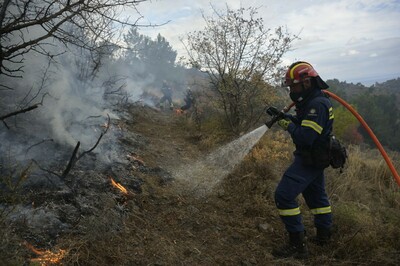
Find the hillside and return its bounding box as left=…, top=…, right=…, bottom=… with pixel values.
left=1, top=103, right=400, bottom=265
left=97, top=105, right=283, bottom=265
left=326, top=78, right=400, bottom=151
left=326, top=77, right=400, bottom=105
left=327, top=78, right=400, bottom=93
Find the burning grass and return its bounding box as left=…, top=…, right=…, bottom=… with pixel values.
left=25, top=242, right=67, bottom=265
left=110, top=177, right=129, bottom=195
left=1, top=105, right=400, bottom=265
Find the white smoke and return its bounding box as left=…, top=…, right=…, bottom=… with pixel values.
left=0, top=22, right=192, bottom=171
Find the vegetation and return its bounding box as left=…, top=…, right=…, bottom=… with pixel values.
left=331, top=105, right=363, bottom=144
left=183, top=6, right=296, bottom=135
left=0, top=0, right=150, bottom=79
left=2, top=105, right=399, bottom=265
left=327, top=78, right=400, bottom=150
left=122, top=27, right=179, bottom=85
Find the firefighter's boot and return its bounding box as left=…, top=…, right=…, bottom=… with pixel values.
left=311, top=227, right=331, bottom=246
left=272, top=231, right=309, bottom=259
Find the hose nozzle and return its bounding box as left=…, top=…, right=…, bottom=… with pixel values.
left=265, top=106, right=284, bottom=128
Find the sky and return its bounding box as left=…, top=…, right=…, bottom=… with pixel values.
left=129, top=0, right=400, bottom=86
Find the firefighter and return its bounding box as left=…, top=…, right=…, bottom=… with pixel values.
left=159, top=80, right=173, bottom=110
left=180, top=88, right=195, bottom=112
left=272, top=61, right=333, bottom=259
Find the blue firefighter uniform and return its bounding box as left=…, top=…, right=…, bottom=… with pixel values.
left=275, top=89, right=334, bottom=233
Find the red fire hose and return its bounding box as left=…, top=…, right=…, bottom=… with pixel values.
left=269, top=90, right=400, bottom=186
left=284, top=90, right=400, bottom=187
left=283, top=90, right=400, bottom=187
left=322, top=90, right=400, bottom=187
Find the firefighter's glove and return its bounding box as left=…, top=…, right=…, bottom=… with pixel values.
left=277, top=119, right=290, bottom=131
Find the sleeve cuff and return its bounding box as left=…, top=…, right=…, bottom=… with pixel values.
left=287, top=122, right=296, bottom=133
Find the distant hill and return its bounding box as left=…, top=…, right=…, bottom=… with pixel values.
left=326, top=78, right=400, bottom=103
left=326, top=77, right=400, bottom=151
left=372, top=77, right=400, bottom=93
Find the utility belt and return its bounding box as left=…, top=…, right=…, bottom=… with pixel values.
left=300, top=142, right=330, bottom=169
left=299, top=135, right=347, bottom=170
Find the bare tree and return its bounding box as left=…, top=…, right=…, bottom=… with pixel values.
left=0, top=0, right=148, bottom=79
left=0, top=0, right=151, bottom=122
left=183, top=5, right=297, bottom=134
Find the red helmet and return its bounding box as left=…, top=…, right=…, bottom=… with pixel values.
left=284, top=61, right=318, bottom=86
left=283, top=61, right=328, bottom=89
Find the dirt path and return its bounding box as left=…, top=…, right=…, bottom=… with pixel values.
left=128, top=106, right=202, bottom=171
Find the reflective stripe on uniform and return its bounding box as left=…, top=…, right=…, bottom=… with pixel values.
left=310, top=206, right=332, bottom=215
left=278, top=207, right=301, bottom=216
left=301, top=119, right=323, bottom=134
left=329, top=107, right=334, bottom=120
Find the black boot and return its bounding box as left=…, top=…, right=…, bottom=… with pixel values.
left=272, top=231, right=309, bottom=259
left=310, top=227, right=331, bottom=246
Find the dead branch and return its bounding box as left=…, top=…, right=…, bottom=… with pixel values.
left=0, top=104, right=39, bottom=129
left=2, top=120, right=9, bottom=129
left=77, top=114, right=111, bottom=160
left=61, top=141, right=81, bottom=180
left=29, top=114, right=111, bottom=182
left=32, top=159, right=61, bottom=177
left=19, top=59, right=52, bottom=109
left=26, top=139, right=54, bottom=153
left=344, top=228, right=363, bottom=245
left=61, top=114, right=111, bottom=179
left=0, top=0, right=166, bottom=77
left=31, top=159, right=62, bottom=188
left=0, top=90, right=48, bottom=129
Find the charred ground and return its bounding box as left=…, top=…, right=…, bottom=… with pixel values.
left=1, top=104, right=399, bottom=265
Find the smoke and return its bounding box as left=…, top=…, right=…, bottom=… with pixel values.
left=0, top=42, right=140, bottom=170
left=0, top=20, right=195, bottom=178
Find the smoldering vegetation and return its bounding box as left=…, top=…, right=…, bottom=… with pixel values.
left=0, top=5, right=196, bottom=262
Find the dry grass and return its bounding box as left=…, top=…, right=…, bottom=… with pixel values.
left=322, top=145, right=400, bottom=265
left=0, top=215, right=27, bottom=265
left=2, top=106, right=400, bottom=265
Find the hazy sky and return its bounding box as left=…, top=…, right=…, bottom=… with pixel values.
left=131, top=0, right=400, bottom=85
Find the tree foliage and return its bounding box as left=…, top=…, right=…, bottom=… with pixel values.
left=122, top=26, right=185, bottom=88
left=183, top=5, right=296, bottom=134
left=328, top=79, right=400, bottom=151
left=353, top=93, right=400, bottom=149
left=332, top=105, right=363, bottom=144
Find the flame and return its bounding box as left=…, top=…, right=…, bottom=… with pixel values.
left=175, top=108, right=185, bottom=115
left=110, top=177, right=128, bottom=195
left=25, top=242, right=66, bottom=265
left=101, top=122, right=109, bottom=128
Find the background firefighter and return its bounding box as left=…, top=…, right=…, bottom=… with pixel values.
left=272, top=61, right=334, bottom=259
left=180, top=88, right=195, bottom=112
left=159, top=80, right=173, bottom=110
